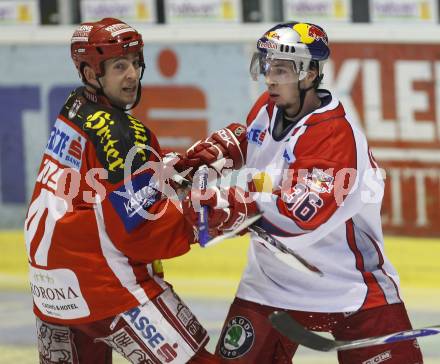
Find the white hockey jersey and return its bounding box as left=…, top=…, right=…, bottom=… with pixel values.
left=236, top=90, right=402, bottom=312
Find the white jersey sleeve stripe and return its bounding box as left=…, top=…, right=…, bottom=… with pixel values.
left=95, top=203, right=149, bottom=304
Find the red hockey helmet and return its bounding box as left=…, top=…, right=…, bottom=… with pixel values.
left=71, top=18, right=145, bottom=82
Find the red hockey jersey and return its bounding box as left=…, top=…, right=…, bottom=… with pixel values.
left=25, top=87, right=194, bottom=325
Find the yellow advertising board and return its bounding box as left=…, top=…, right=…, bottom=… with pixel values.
left=370, top=0, right=437, bottom=23
left=165, top=0, right=241, bottom=23
left=80, top=0, right=156, bottom=23
left=283, top=0, right=351, bottom=23
left=0, top=1, right=38, bottom=25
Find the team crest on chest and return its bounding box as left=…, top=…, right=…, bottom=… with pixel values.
left=219, top=316, right=255, bottom=359
left=303, top=168, right=334, bottom=193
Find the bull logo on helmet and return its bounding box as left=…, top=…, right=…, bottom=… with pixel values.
left=265, top=31, right=280, bottom=40
left=308, top=25, right=328, bottom=45
left=293, top=23, right=328, bottom=46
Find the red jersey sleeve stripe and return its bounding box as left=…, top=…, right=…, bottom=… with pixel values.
left=365, top=232, right=402, bottom=303
left=346, top=219, right=388, bottom=309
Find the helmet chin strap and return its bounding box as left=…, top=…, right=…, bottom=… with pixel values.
left=286, top=68, right=324, bottom=120
left=286, top=81, right=315, bottom=120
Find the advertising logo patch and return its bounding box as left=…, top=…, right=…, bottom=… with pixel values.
left=45, top=121, right=85, bottom=171
left=68, top=98, right=82, bottom=120
left=83, top=110, right=124, bottom=172
left=258, top=39, right=277, bottom=50
left=362, top=350, right=391, bottom=364
left=234, top=125, right=246, bottom=137
left=219, top=316, right=255, bottom=359
left=102, top=324, right=176, bottom=363
left=71, top=24, right=93, bottom=43
left=247, top=127, right=266, bottom=146
left=124, top=307, right=167, bottom=349
left=283, top=147, right=294, bottom=163
left=109, top=172, right=160, bottom=232
left=266, top=31, right=280, bottom=40
left=30, top=267, right=90, bottom=320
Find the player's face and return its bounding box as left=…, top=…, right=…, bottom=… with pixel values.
left=264, top=60, right=300, bottom=115
left=99, top=53, right=142, bottom=108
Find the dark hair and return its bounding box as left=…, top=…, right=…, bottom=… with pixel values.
left=309, top=60, right=323, bottom=89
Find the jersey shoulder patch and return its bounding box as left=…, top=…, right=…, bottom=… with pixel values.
left=45, top=119, right=86, bottom=171
left=108, top=171, right=161, bottom=232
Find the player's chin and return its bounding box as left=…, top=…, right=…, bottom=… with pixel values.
left=120, top=92, right=137, bottom=105
left=269, top=92, right=286, bottom=105
left=273, top=99, right=287, bottom=108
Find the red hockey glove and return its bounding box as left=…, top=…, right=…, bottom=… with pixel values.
left=161, top=151, right=192, bottom=175
left=182, top=186, right=258, bottom=238
left=183, top=123, right=248, bottom=176
left=161, top=152, right=193, bottom=199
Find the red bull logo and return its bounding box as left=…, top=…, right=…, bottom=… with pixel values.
left=258, top=39, right=277, bottom=50
left=265, top=31, right=280, bottom=40
left=308, top=25, right=328, bottom=45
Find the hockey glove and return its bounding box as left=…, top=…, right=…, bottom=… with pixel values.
left=182, top=186, right=258, bottom=238
left=183, top=123, right=248, bottom=177
left=161, top=152, right=193, bottom=199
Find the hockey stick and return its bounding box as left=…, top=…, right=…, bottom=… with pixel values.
left=204, top=214, right=322, bottom=277
left=196, top=165, right=210, bottom=246
left=165, top=164, right=322, bottom=276
left=249, top=225, right=323, bottom=276
left=269, top=311, right=440, bottom=352
left=203, top=213, right=264, bottom=248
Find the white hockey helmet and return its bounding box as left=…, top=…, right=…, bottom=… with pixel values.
left=250, top=21, right=330, bottom=82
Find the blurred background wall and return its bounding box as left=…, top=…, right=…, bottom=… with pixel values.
left=1, top=0, right=440, bottom=236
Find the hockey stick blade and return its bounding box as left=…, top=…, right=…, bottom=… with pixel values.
left=250, top=225, right=323, bottom=277
left=269, top=311, right=440, bottom=352
left=203, top=214, right=263, bottom=247
left=204, top=215, right=321, bottom=276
